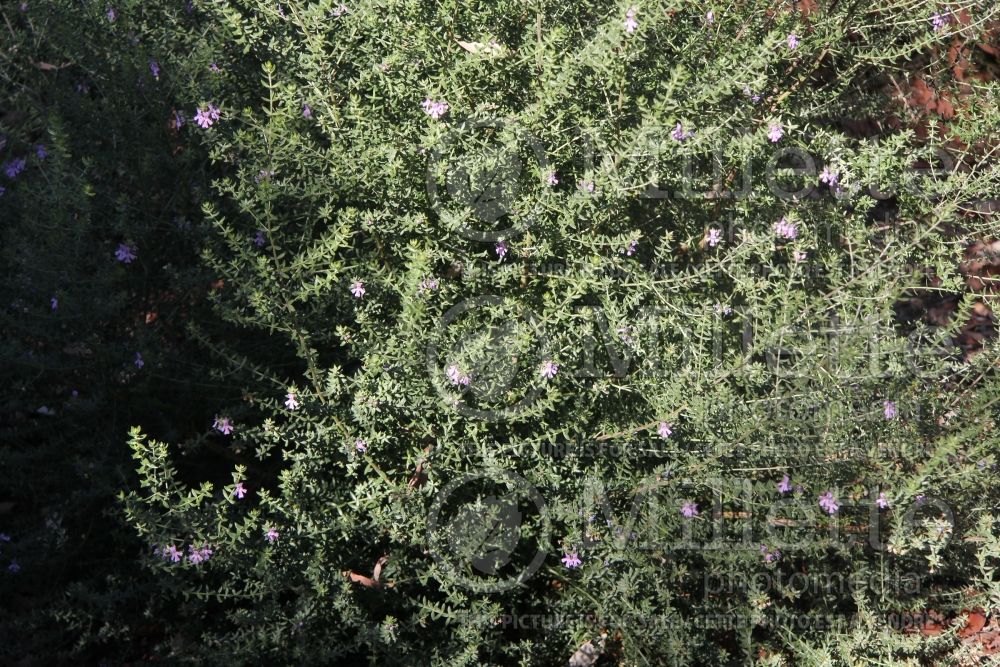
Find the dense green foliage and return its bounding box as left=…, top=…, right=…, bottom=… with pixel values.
left=2, top=1, right=1000, bottom=664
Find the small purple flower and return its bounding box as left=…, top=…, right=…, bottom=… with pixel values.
left=495, top=240, right=508, bottom=259
left=207, top=104, right=221, bottom=121
left=213, top=415, right=234, bottom=435
left=171, top=110, right=185, bottom=129
left=134, top=352, right=144, bottom=369
left=561, top=551, right=582, bottom=568
left=265, top=526, right=279, bottom=543
left=540, top=360, right=558, bottom=380
left=350, top=280, right=365, bottom=298
left=421, top=98, right=449, bottom=120
left=163, top=544, right=182, bottom=562
left=106, top=7, right=116, bottom=22
left=253, top=230, right=266, bottom=247
left=149, top=59, right=160, bottom=80
left=761, top=545, right=781, bottom=563
left=446, top=364, right=471, bottom=387
left=0, top=186, right=6, bottom=198
left=671, top=122, right=694, bottom=141
left=622, top=239, right=638, bottom=256
left=743, top=86, right=762, bottom=103
left=194, top=108, right=214, bottom=129
left=50, top=297, right=58, bottom=310
left=915, top=494, right=926, bottom=505
left=818, top=491, right=839, bottom=515
left=546, top=171, right=559, bottom=186
left=767, top=123, right=784, bottom=143
left=209, top=62, right=221, bottom=73
left=706, top=228, right=722, bottom=247
left=418, top=277, right=439, bottom=293
left=819, top=166, right=839, bottom=186
left=234, top=482, right=247, bottom=499
left=793, top=250, right=808, bottom=262
left=777, top=474, right=792, bottom=494
left=8, top=560, right=21, bottom=573
left=883, top=400, right=897, bottom=420
left=786, top=34, right=799, bottom=49
left=302, top=104, right=312, bottom=118
left=354, top=438, right=368, bottom=453
left=579, top=180, right=596, bottom=194
left=4, top=158, right=26, bottom=179
left=876, top=492, right=890, bottom=509
left=706, top=10, right=714, bottom=24
left=624, top=7, right=638, bottom=34
left=657, top=422, right=673, bottom=439
left=713, top=303, right=732, bottom=316
left=187, top=544, right=214, bottom=564
left=115, top=242, right=137, bottom=263
left=285, top=392, right=300, bottom=410
left=681, top=501, right=699, bottom=518
left=332, top=3, right=348, bottom=17
left=931, top=11, right=951, bottom=32
left=0, top=533, right=10, bottom=542
left=774, top=217, right=798, bottom=240
left=35, top=144, right=48, bottom=159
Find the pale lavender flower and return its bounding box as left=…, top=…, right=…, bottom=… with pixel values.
left=774, top=217, right=798, bottom=240
left=931, top=11, right=951, bottom=32
left=915, top=494, right=926, bottom=505
left=760, top=545, right=781, bottom=563
left=207, top=104, right=221, bottom=121
left=546, top=171, right=559, bottom=186
left=163, top=544, right=182, bottom=562
left=354, top=438, right=368, bottom=453
left=561, top=551, right=582, bottom=568
left=302, top=104, right=312, bottom=118
left=134, top=352, right=144, bottom=369
left=194, top=107, right=214, bottom=129
left=818, top=491, right=839, bottom=514
left=149, top=59, right=160, bottom=80
left=446, top=364, right=471, bottom=387
left=171, top=110, right=185, bottom=129
left=707, top=228, right=722, bottom=247
left=495, top=240, right=508, bottom=259
left=767, top=123, right=784, bottom=142
left=265, top=526, right=279, bottom=543
left=115, top=242, right=137, bottom=263
left=421, top=98, right=449, bottom=120
left=332, top=3, right=348, bottom=17
left=671, top=122, right=694, bottom=141
left=106, top=7, right=116, bottom=22
left=876, top=492, right=890, bottom=509
left=253, top=230, right=266, bottom=247
left=209, top=62, right=221, bottom=73
left=187, top=544, right=213, bottom=564
left=624, top=7, right=638, bottom=34
left=284, top=392, right=299, bottom=410
left=743, top=86, right=762, bottom=103
left=213, top=415, right=234, bottom=435
left=35, top=144, right=48, bottom=159
left=50, top=297, right=58, bottom=310
left=706, top=10, right=714, bottom=24
left=657, top=422, right=672, bottom=439
left=622, top=239, right=638, bottom=256
left=0, top=533, right=10, bottom=542
left=793, top=250, right=808, bottom=262
left=234, top=482, right=247, bottom=499
left=681, top=501, right=699, bottom=517
left=418, top=277, right=439, bottom=293
left=713, top=303, right=732, bottom=316
left=8, top=560, right=21, bottom=573
left=777, top=474, right=792, bottom=493
left=579, top=180, right=596, bottom=194
left=0, top=186, right=5, bottom=198
left=4, top=158, right=26, bottom=179
left=350, top=280, right=365, bottom=298
left=540, top=360, right=558, bottom=379
left=786, top=34, right=799, bottom=49
left=883, top=400, right=897, bottom=420
left=19, top=2, right=27, bottom=11
left=819, top=166, right=839, bottom=186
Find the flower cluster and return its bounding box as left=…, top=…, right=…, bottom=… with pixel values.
left=421, top=98, right=449, bottom=120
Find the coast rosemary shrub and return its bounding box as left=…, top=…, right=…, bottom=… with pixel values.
left=4, top=0, right=1000, bottom=664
